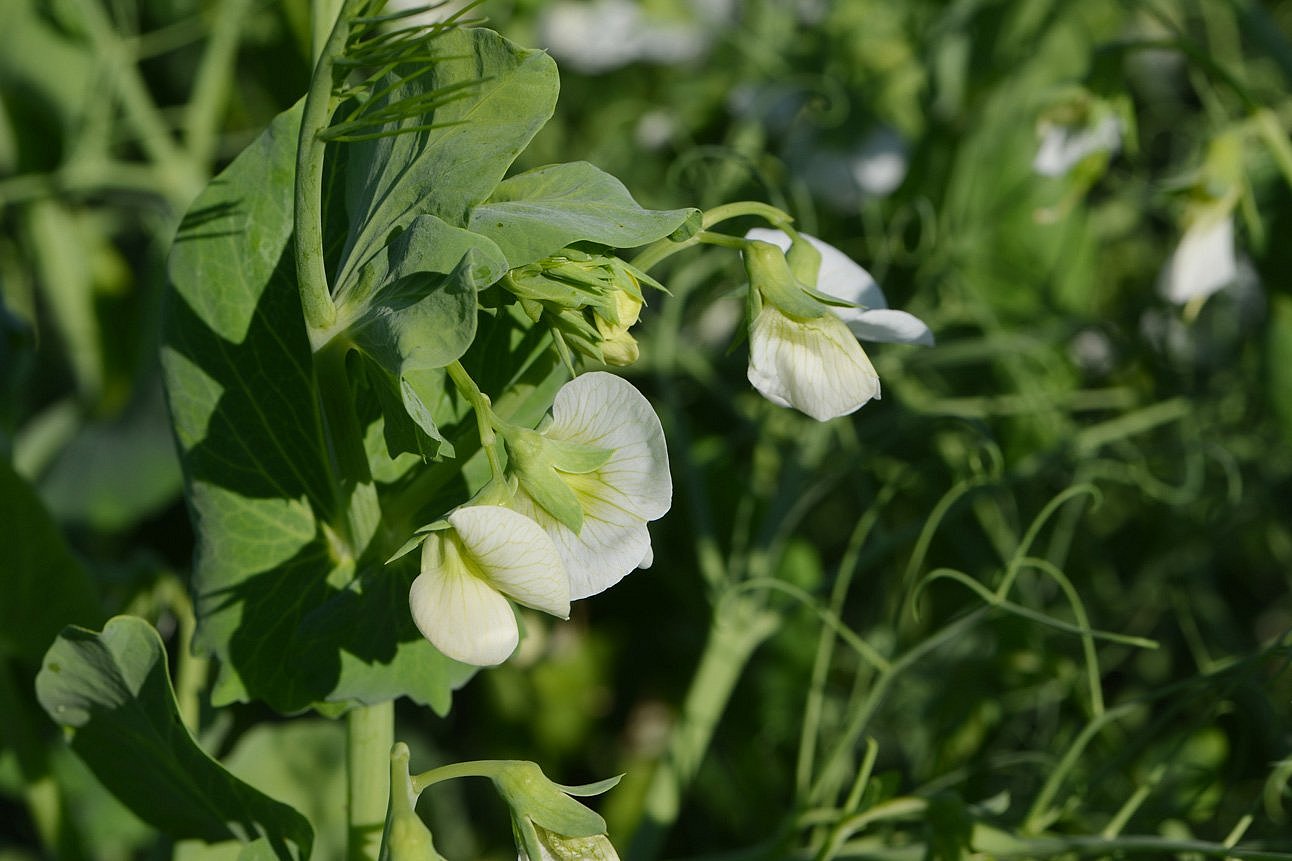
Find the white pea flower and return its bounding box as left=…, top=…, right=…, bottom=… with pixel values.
left=1033, top=113, right=1122, bottom=178
left=1159, top=213, right=1238, bottom=305
left=537, top=0, right=732, bottom=74
left=742, top=228, right=933, bottom=422
left=409, top=506, right=569, bottom=666
left=506, top=372, right=671, bottom=600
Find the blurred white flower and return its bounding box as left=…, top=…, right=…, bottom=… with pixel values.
left=1159, top=214, right=1238, bottom=305
left=380, top=0, right=476, bottom=27
left=634, top=109, right=677, bottom=151
left=537, top=0, right=732, bottom=73
left=409, top=506, right=570, bottom=666
left=742, top=229, right=933, bottom=421
left=792, top=127, right=909, bottom=211
left=1033, top=114, right=1121, bottom=178
left=509, top=372, right=672, bottom=600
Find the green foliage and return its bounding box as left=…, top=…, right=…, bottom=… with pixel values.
left=5, top=0, right=1292, bottom=860
left=35, top=616, right=313, bottom=858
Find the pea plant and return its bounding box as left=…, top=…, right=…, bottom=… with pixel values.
left=7, top=2, right=1292, bottom=861
left=17, top=3, right=936, bottom=858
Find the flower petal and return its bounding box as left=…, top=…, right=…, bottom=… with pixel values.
left=745, top=228, right=886, bottom=310
left=547, top=372, right=672, bottom=521
left=1159, top=214, right=1237, bottom=304
left=511, top=488, right=652, bottom=601
left=410, top=537, right=520, bottom=666
left=747, top=306, right=880, bottom=421
left=447, top=506, right=571, bottom=618
left=847, top=309, right=935, bottom=346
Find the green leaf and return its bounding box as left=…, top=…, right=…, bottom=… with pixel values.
left=163, top=101, right=475, bottom=713
left=35, top=616, right=313, bottom=859
left=0, top=457, right=103, bottom=666
left=467, top=161, right=700, bottom=267
left=343, top=214, right=509, bottom=457
left=336, top=27, right=559, bottom=291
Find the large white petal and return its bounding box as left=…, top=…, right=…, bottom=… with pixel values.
left=547, top=372, right=672, bottom=521
left=745, top=228, right=887, bottom=309
left=847, top=309, right=935, bottom=346
left=1160, top=215, right=1237, bottom=304
left=511, top=489, right=651, bottom=600
left=747, top=306, right=880, bottom=421
left=447, top=506, right=570, bottom=618
left=410, top=537, right=520, bottom=666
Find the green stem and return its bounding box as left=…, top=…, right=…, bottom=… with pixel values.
left=347, top=701, right=395, bottom=861
left=297, top=0, right=361, bottom=335
left=446, top=361, right=506, bottom=483
left=183, top=0, right=255, bottom=171
left=628, top=596, right=780, bottom=861
left=313, top=0, right=346, bottom=62
left=162, top=576, right=208, bottom=734
left=633, top=201, right=794, bottom=272
left=70, top=0, right=200, bottom=203
left=411, top=759, right=509, bottom=793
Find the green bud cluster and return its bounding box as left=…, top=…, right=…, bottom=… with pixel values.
left=503, top=247, right=662, bottom=366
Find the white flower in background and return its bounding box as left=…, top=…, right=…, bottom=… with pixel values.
left=1033, top=113, right=1121, bottom=178
left=1159, top=213, right=1238, bottom=305
left=743, top=228, right=933, bottom=422
left=380, top=0, right=476, bottom=27
left=790, top=127, right=910, bottom=211
left=508, top=372, right=671, bottom=600
left=409, top=506, right=569, bottom=666
left=537, top=0, right=733, bottom=74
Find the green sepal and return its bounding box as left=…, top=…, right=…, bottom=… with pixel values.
left=504, top=427, right=584, bottom=533
left=386, top=521, right=450, bottom=564
left=785, top=235, right=822, bottom=285
left=743, top=240, right=828, bottom=320
left=546, top=437, right=613, bottom=474
left=555, top=774, right=623, bottom=797
left=494, top=761, right=607, bottom=838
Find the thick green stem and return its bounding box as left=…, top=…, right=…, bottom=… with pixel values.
left=628, top=597, right=780, bottom=861
left=297, top=0, right=361, bottom=335
left=347, top=701, right=395, bottom=861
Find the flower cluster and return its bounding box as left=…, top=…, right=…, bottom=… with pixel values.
left=407, top=372, right=671, bottom=666
left=505, top=248, right=658, bottom=366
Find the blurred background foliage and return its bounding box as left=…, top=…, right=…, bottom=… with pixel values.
left=3, top=0, right=1292, bottom=859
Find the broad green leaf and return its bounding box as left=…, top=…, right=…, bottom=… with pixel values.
left=468, top=161, right=699, bottom=267
left=163, top=101, right=475, bottom=713
left=35, top=616, right=313, bottom=859
left=0, top=457, right=102, bottom=666
left=336, top=27, right=558, bottom=290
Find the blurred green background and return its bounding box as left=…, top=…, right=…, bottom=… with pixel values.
left=3, top=1, right=1292, bottom=859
